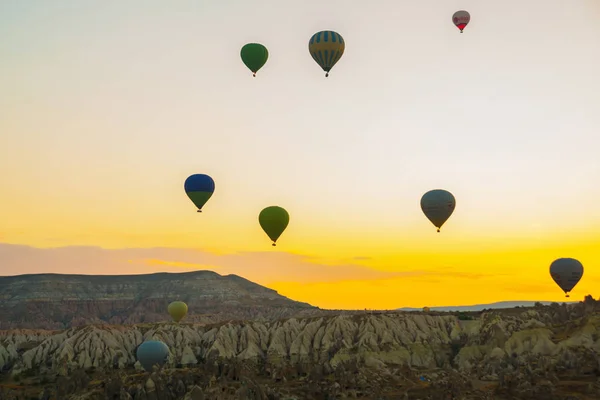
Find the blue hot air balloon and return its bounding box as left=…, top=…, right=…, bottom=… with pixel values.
left=184, top=174, right=215, bottom=212
left=136, top=340, right=170, bottom=372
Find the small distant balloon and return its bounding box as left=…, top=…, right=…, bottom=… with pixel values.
left=420, top=189, right=456, bottom=232
left=452, top=10, right=471, bottom=33
left=168, top=301, right=188, bottom=323
left=136, top=341, right=170, bottom=372
left=308, top=30, right=345, bottom=77
left=549, top=258, right=584, bottom=298
left=259, top=206, right=289, bottom=246
left=240, top=43, right=269, bottom=77
left=184, top=174, right=215, bottom=213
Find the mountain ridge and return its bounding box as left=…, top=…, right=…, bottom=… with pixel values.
left=0, top=270, right=317, bottom=330
left=397, top=300, right=576, bottom=312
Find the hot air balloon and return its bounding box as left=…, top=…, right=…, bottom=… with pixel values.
left=550, top=258, right=584, bottom=298
left=420, top=189, right=456, bottom=232
left=184, top=174, right=215, bottom=213
left=259, top=206, right=289, bottom=246
left=168, top=301, right=188, bottom=323
left=308, top=30, right=345, bottom=77
left=452, top=10, right=470, bottom=33
left=240, top=43, right=269, bottom=77
left=136, top=341, right=170, bottom=372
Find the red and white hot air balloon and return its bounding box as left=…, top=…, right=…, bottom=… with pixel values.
left=452, top=10, right=470, bottom=33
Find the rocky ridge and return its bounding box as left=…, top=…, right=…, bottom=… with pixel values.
left=2, top=298, right=600, bottom=399
left=0, top=271, right=316, bottom=330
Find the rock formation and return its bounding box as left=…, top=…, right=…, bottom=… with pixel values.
left=1, top=298, right=600, bottom=399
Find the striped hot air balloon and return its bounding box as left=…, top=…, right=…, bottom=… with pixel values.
left=308, top=30, right=345, bottom=77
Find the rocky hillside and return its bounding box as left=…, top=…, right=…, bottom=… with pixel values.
left=1, top=298, right=600, bottom=399
left=0, top=271, right=317, bottom=330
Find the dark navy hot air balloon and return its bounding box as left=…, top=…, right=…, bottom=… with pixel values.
left=184, top=174, right=215, bottom=213
left=550, top=258, right=584, bottom=298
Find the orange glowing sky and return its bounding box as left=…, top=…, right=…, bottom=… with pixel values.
left=1, top=0, right=599, bottom=309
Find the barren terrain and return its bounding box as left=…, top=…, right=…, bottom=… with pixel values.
left=2, top=298, right=600, bottom=399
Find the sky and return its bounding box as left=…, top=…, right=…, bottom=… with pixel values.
left=1, top=0, right=600, bottom=310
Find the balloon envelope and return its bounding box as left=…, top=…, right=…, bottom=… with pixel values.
left=136, top=341, right=169, bottom=372
left=420, top=189, right=456, bottom=232
left=168, top=301, right=188, bottom=323
left=240, top=43, right=269, bottom=76
left=308, top=31, right=345, bottom=76
left=550, top=258, right=584, bottom=296
left=184, top=174, right=215, bottom=212
left=452, top=10, right=470, bottom=32
left=259, top=206, right=289, bottom=246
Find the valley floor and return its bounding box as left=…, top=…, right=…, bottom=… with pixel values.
left=2, top=300, right=600, bottom=399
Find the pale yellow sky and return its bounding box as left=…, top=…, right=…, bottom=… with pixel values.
left=1, top=0, right=599, bottom=309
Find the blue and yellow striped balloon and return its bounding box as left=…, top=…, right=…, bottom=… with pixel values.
left=308, top=30, right=345, bottom=77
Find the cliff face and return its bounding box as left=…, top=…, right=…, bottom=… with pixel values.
left=1, top=301, right=600, bottom=399
left=0, top=271, right=316, bottom=330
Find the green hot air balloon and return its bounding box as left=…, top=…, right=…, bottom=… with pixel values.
left=259, top=206, right=289, bottom=246
left=241, top=43, right=269, bottom=77
left=168, top=301, right=188, bottom=323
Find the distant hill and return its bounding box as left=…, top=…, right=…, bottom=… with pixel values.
left=0, top=270, right=317, bottom=330
left=397, top=300, right=576, bottom=312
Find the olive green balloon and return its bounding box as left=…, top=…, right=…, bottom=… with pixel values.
left=258, top=206, right=289, bottom=246
left=240, top=43, right=269, bottom=77
left=167, top=301, right=188, bottom=323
